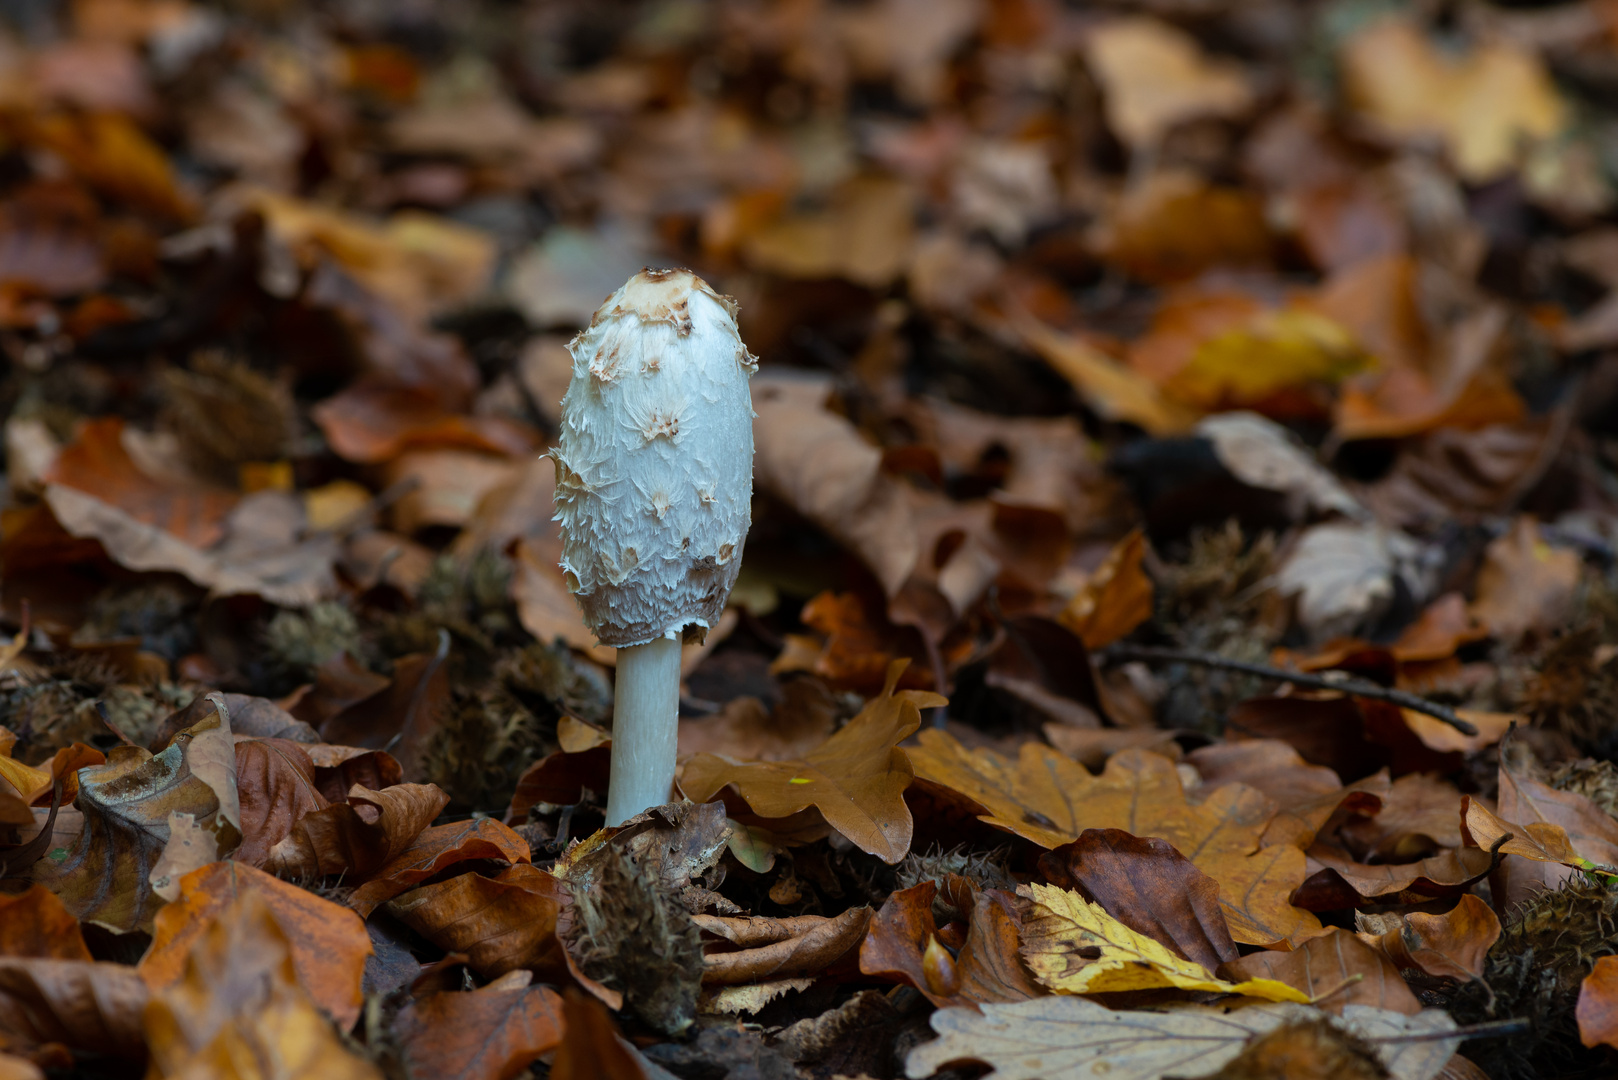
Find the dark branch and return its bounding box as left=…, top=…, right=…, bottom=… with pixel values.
left=1096, top=643, right=1479, bottom=737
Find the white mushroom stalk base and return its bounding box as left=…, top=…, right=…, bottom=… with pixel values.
left=605, top=635, right=683, bottom=826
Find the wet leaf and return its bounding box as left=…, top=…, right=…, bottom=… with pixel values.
left=139, top=861, right=372, bottom=1030
left=393, top=971, right=564, bottom=1080
left=681, top=661, right=945, bottom=864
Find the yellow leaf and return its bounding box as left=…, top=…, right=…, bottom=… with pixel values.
left=1018, top=883, right=1309, bottom=1003
left=1011, top=312, right=1196, bottom=436
left=1165, top=310, right=1370, bottom=409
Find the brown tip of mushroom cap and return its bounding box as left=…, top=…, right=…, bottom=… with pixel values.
left=590, top=267, right=741, bottom=333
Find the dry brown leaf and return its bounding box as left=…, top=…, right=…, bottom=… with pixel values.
left=751, top=372, right=919, bottom=595
left=1057, top=529, right=1153, bottom=650
left=1362, top=895, right=1500, bottom=983
left=743, top=175, right=915, bottom=287
left=317, top=644, right=450, bottom=782
left=142, top=890, right=381, bottom=1080
left=32, top=706, right=241, bottom=934
left=909, top=733, right=1321, bottom=946
left=1083, top=17, right=1253, bottom=151
left=348, top=817, right=530, bottom=918
left=0, top=958, right=149, bottom=1064
left=1300, top=844, right=1495, bottom=906
left=1093, top=171, right=1272, bottom=285
left=680, top=661, right=946, bottom=864
left=1011, top=312, right=1195, bottom=435
left=696, top=906, right=871, bottom=986
left=263, top=782, right=449, bottom=881
left=232, top=738, right=328, bottom=868
left=1340, top=17, right=1566, bottom=182
left=139, top=861, right=372, bottom=1030
left=387, top=863, right=569, bottom=981
left=394, top=971, right=564, bottom=1080
left=1468, top=517, right=1582, bottom=643
left=1224, top=927, right=1421, bottom=1015
left=1578, top=955, right=1618, bottom=1050
left=859, top=878, right=1041, bottom=1008
left=1480, top=761, right=1618, bottom=906
left=0, top=887, right=89, bottom=961
left=550, top=988, right=650, bottom=1080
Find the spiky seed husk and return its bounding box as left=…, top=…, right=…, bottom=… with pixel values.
left=565, top=844, right=705, bottom=1036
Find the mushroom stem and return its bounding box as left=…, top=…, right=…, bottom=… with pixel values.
left=605, top=634, right=683, bottom=826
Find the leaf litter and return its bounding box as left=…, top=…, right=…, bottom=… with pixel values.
left=2, top=2, right=1618, bottom=1079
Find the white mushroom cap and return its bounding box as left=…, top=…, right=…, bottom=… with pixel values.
left=552, top=268, right=757, bottom=647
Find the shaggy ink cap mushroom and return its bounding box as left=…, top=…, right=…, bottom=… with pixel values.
left=551, top=267, right=756, bottom=825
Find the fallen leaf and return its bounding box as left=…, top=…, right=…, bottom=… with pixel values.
left=349, top=817, right=530, bottom=918
left=33, top=705, right=241, bottom=933
left=1057, top=529, right=1153, bottom=649
left=1468, top=517, right=1581, bottom=643
left=1277, top=521, right=1420, bottom=640
left=394, top=970, right=564, bottom=1080
left=1196, top=412, right=1363, bottom=520
left=1011, top=311, right=1196, bottom=435
left=317, top=642, right=451, bottom=781
left=310, top=383, right=537, bottom=466
left=904, top=997, right=1460, bottom=1080
left=14, top=111, right=195, bottom=220
left=141, top=890, right=381, bottom=1080
left=751, top=372, right=920, bottom=595
left=681, top=660, right=946, bottom=865
left=232, top=738, right=328, bottom=868
left=0, top=958, right=149, bottom=1064
left=139, top=861, right=372, bottom=1030
left=303, top=744, right=404, bottom=804
left=1364, top=895, right=1500, bottom=983
left=1093, top=171, right=1271, bottom=285
left=1577, top=954, right=1618, bottom=1050
left=1341, top=17, right=1566, bottom=182
left=1037, top=829, right=1236, bottom=975
left=743, top=175, right=915, bottom=287
left=1337, top=772, right=1463, bottom=858
left=859, top=878, right=1042, bottom=1007
left=1083, top=17, right=1253, bottom=151
left=0, top=886, right=90, bottom=960
left=1481, top=760, right=1618, bottom=905
left=1223, top=927, right=1420, bottom=1015
left=695, top=907, right=872, bottom=985
left=550, top=988, right=649, bottom=1080
left=1166, top=310, right=1370, bottom=412
left=1017, top=883, right=1306, bottom=1002
left=387, top=863, right=568, bottom=980
left=1300, top=844, right=1494, bottom=905
left=908, top=734, right=1322, bottom=946
left=263, top=782, right=449, bottom=881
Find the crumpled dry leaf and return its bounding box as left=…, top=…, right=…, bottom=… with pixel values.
left=1017, top=883, right=1306, bottom=1002
left=905, top=997, right=1460, bottom=1080
left=1340, top=17, right=1566, bottom=183
left=386, top=863, right=568, bottom=981
left=32, top=706, right=241, bottom=933
left=348, top=817, right=530, bottom=918
left=751, top=372, right=919, bottom=595
left=551, top=801, right=729, bottom=913
left=695, top=907, right=871, bottom=986
left=859, top=878, right=1042, bottom=1008
left=909, top=735, right=1321, bottom=946
left=139, top=861, right=373, bottom=1030
left=1358, top=895, right=1500, bottom=983
left=1057, top=529, right=1153, bottom=650
left=141, top=890, right=381, bottom=1080
left=1277, top=521, right=1424, bottom=640
left=1083, top=17, right=1253, bottom=151
left=0, top=958, right=150, bottom=1065
left=393, top=970, right=564, bottom=1080
left=1471, top=760, right=1618, bottom=906
left=263, top=782, right=449, bottom=881
left=232, top=738, right=327, bottom=868
left=681, top=661, right=944, bottom=865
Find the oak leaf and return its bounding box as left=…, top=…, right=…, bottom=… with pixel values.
left=1017, top=883, right=1306, bottom=1002
left=681, top=661, right=946, bottom=865
left=139, top=861, right=372, bottom=1030
left=909, top=734, right=1321, bottom=945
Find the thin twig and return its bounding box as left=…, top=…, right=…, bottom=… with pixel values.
left=1096, top=643, right=1478, bottom=736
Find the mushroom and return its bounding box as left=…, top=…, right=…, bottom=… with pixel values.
left=552, top=268, right=757, bottom=825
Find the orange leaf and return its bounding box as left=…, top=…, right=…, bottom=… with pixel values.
left=1578, top=955, right=1618, bottom=1049
left=387, top=863, right=569, bottom=981
left=394, top=972, right=564, bottom=1080
left=1223, top=927, right=1420, bottom=1015
left=679, top=660, right=946, bottom=864
left=550, top=988, right=649, bottom=1080
left=1057, top=529, right=1153, bottom=649
left=139, top=861, right=372, bottom=1031
left=0, top=886, right=90, bottom=961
